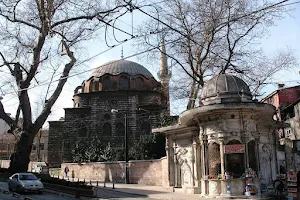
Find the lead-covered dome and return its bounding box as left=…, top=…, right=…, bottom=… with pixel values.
left=200, top=74, right=252, bottom=105
left=91, top=60, right=153, bottom=78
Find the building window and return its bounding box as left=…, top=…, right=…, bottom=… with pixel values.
left=116, top=122, right=125, bottom=136
left=225, top=140, right=244, bottom=178
left=120, top=76, right=129, bottom=90
left=141, top=121, right=151, bottom=135
left=32, top=144, right=36, bottom=150
left=136, top=77, right=144, bottom=90
left=103, top=123, right=112, bottom=135
left=104, top=113, right=111, bottom=120
left=40, top=143, right=44, bottom=150
left=89, top=80, right=94, bottom=92
left=78, top=124, right=87, bottom=137
left=94, top=80, right=99, bottom=91
left=102, top=76, right=111, bottom=91
left=248, top=140, right=257, bottom=172
left=208, top=142, right=220, bottom=178
left=116, top=113, right=124, bottom=119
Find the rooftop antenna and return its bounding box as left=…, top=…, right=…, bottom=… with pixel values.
left=121, top=47, right=124, bottom=59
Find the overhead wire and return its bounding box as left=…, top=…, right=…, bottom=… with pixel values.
left=1, top=0, right=299, bottom=99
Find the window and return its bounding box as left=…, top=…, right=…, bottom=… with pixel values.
left=19, top=174, right=38, bottom=180
left=141, top=121, right=151, bottom=135
left=78, top=124, right=87, bottom=137
left=208, top=142, right=220, bottom=178
left=102, top=76, right=110, bottom=91
left=103, top=123, right=112, bottom=135
left=120, top=76, right=129, bottom=90
left=32, top=144, right=36, bottom=150
left=12, top=175, right=18, bottom=180
left=116, top=122, right=125, bottom=136
left=248, top=140, right=257, bottom=172
left=103, top=113, right=111, bottom=120
left=225, top=140, right=244, bottom=178
left=136, top=77, right=144, bottom=90
left=94, top=80, right=99, bottom=91
left=89, top=80, right=94, bottom=92
left=116, top=113, right=124, bottom=119
left=40, top=143, right=44, bottom=150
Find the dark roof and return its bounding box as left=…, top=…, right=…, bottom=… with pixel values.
left=200, top=74, right=252, bottom=105
left=91, top=60, right=153, bottom=78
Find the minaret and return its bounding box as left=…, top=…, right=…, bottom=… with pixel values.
left=157, top=39, right=171, bottom=115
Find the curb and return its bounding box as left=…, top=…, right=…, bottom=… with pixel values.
left=93, top=186, right=148, bottom=198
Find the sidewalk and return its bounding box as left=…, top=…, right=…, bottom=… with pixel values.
left=91, top=182, right=273, bottom=200
left=58, top=177, right=274, bottom=200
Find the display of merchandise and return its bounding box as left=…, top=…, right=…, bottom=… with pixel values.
left=286, top=170, right=297, bottom=199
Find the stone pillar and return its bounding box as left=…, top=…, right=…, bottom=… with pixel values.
left=173, top=140, right=179, bottom=187
left=166, top=137, right=173, bottom=186
left=200, top=135, right=208, bottom=196
left=220, top=140, right=225, bottom=176
left=191, top=137, right=196, bottom=186
left=255, top=137, right=260, bottom=172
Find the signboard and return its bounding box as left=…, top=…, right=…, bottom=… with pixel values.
left=224, top=144, right=245, bottom=153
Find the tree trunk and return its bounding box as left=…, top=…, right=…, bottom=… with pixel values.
left=8, top=130, right=34, bottom=173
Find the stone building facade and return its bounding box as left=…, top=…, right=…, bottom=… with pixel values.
left=48, top=52, right=170, bottom=166
left=153, top=74, right=279, bottom=197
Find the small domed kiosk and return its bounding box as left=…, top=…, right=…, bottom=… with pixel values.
left=154, top=74, right=278, bottom=197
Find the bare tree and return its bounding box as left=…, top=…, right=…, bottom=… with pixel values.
left=0, top=0, right=130, bottom=173
left=135, top=0, right=297, bottom=109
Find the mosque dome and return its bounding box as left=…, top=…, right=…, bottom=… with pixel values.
left=200, top=74, right=252, bottom=105
left=76, top=59, right=160, bottom=94
left=91, top=60, right=153, bottom=78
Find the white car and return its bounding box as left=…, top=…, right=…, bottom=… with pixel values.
left=8, top=173, right=44, bottom=193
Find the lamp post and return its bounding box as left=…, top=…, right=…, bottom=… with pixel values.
left=111, top=109, right=129, bottom=184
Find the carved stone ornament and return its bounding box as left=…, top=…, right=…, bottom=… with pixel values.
left=230, top=131, right=238, bottom=136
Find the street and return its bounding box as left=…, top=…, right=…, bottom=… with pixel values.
left=0, top=181, right=156, bottom=200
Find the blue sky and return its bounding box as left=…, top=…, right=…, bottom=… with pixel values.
left=1, top=1, right=300, bottom=124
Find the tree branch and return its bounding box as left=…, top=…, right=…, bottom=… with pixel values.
left=33, top=40, right=76, bottom=133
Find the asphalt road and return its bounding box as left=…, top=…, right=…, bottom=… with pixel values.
left=0, top=181, right=156, bottom=200
left=0, top=181, right=79, bottom=200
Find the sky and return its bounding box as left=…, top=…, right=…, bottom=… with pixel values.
left=1, top=1, right=300, bottom=127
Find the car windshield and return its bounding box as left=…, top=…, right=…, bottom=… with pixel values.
left=19, top=174, right=38, bottom=180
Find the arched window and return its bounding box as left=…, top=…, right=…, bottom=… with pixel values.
left=141, top=121, right=151, bottom=135
left=225, top=140, right=244, bottom=178
left=94, top=80, right=99, bottom=91
left=89, top=80, right=94, bottom=92
left=103, top=113, right=111, bottom=120
left=136, top=77, right=144, bottom=90
left=102, top=76, right=110, bottom=91
left=78, top=124, right=87, bottom=137
left=208, top=142, right=220, bottom=178
left=103, top=123, right=112, bottom=135
left=248, top=140, right=257, bottom=172
left=120, top=76, right=129, bottom=90
left=116, top=122, right=125, bottom=136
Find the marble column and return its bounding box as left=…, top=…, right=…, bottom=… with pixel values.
left=173, top=140, right=179, bottom=187
left=219, top=140, right=225, bottom=176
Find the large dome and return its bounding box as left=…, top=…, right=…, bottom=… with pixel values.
left=200, top=74, right=252, bottom=105
left=91, top=60, right=153, bottom=78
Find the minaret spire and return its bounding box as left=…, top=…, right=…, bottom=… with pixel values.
left=121, top=47, right=124, bottom=59
left=158, top=38, right=171, bottom=115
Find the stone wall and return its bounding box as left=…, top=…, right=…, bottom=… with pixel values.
left=61, top=157, right=167, bottom=186
left=0, top=160, right=46, bottom=172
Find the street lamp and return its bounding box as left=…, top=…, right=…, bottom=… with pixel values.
left=111, top=109, right=129, bottom=184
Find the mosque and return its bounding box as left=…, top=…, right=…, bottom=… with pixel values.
left=48, top=44, right=171, bottom=166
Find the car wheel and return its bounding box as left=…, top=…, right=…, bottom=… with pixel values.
left=38, top=190, right=43, bottom=194
left=8, top=183, right=12, bottom=192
